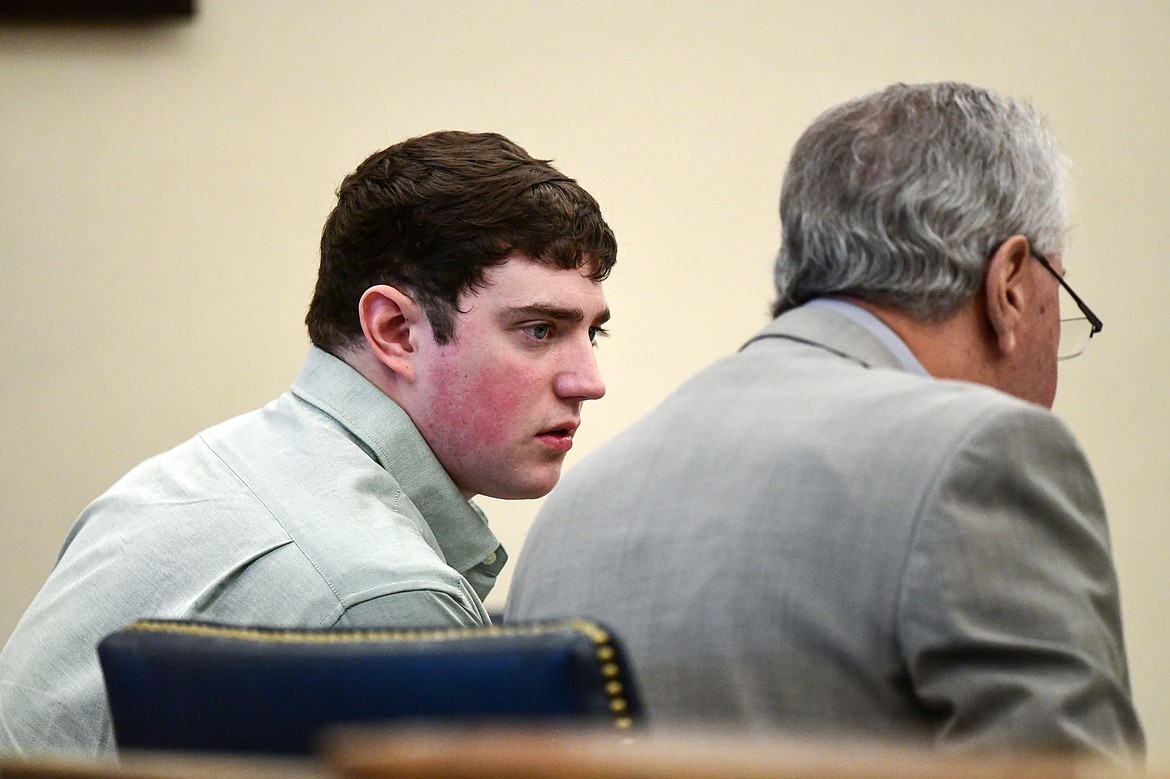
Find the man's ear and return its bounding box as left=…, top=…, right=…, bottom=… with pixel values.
left=358, top=284, right=425, bottom=382
left=984, top=235, right=1033, bottom=355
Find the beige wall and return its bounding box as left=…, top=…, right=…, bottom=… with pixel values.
left=2, top=0, right=1167, bottom=762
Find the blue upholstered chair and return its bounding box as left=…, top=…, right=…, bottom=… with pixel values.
left=98, top=618, right=641, bottom=756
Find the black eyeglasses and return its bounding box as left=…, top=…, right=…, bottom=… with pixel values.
left=1031, top=250, right=1103, bottom=360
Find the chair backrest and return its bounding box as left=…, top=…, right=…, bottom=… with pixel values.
left=98, top=618, right=641, bottom=756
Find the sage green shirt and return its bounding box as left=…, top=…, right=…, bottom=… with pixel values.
left=0, top=347, right=505, bottom=757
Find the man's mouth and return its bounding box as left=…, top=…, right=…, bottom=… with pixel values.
left=536, top=423, right=578, bottom=452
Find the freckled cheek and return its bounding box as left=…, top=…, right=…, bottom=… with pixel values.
left=435, top=364, right=535, bottom=447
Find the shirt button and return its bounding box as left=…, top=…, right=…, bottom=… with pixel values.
left=483, top=551, right=497, bottom=566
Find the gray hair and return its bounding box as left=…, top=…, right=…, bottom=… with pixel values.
left=772, top=82, right=1070, bottom=319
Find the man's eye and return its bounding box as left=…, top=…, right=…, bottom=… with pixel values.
left=588, top=326, right=609, bottom=344
left=526, top=323, right=553, bottom=340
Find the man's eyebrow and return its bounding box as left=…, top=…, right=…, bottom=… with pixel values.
left=505, top=303, right=611, bottom=325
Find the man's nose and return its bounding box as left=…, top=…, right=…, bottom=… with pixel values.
left=556, top=344, right=606, bottom=401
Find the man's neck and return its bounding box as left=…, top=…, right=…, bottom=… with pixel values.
left=335, top=343, right=405, bottom=402
left=842, top=296, right=1000, bottom=388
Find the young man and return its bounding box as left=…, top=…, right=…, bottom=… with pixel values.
left=0, top=131, right=615, bottom=757
left=507, top=83, right=1143, bottom=763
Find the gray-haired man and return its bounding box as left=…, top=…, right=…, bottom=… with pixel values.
left=506, top=82, right=1143, bottom=763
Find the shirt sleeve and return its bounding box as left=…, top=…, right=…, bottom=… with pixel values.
left=334, top=585, right=489, bottom=629
left=898, top=402, right=1144, bottom=763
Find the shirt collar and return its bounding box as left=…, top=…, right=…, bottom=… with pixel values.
left=804, top=298, right=930, bottom=376
left=289, top=347, right=502, bottom=578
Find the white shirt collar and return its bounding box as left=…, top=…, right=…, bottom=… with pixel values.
left=804, top=298, right=930, bottom=377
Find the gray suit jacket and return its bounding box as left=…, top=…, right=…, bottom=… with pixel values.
left=506, top=305, right=1143, bottom=761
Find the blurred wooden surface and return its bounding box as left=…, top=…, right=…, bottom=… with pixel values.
left=0, top=751, right=321, bottom=779
left=3, top=726, right=1159, bottom=779
left=323, top=725, right=1149, bottom=779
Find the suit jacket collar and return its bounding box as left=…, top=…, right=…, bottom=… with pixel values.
left=740, top=303, right=907, bottom=371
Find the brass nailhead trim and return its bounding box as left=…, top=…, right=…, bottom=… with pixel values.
left=125, top=617, right=635, bottom=729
